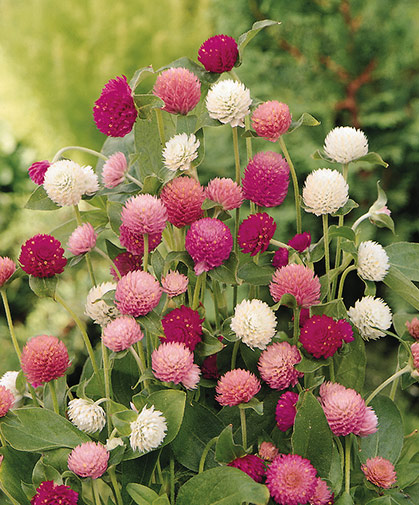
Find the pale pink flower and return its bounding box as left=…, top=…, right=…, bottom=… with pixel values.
left=406, top=317, right=419, bottom=340
left=152, top=342, right=198, bottom=389
left=270, top=264, right=321, bottom=309
left=0, top=257, right=16, bottom=287
left=102, top=316, right=144, bottom=352
left=215, top=369, right=261, bottom=406
left=67, top=223, right=97, bottom=255
left=67, top=441, right=109, bottom=479
left=161, top=270, right=189, bottom=298
left=361, top=457, right=397, bottom=489
left=102, top=152, right=128, bottom=188
left=115, top=271, right=162, bottom=317
left=204, top=177, right=244, bottom=211
left=252, top=101, right=292, bottom=142
left=411, top=342, right=419, bottom=373
left=259, top=441, right=279, bottom=462
left=121, top=194, right=168, bottom=235
left=258, top=342, right=303, bottom=390
left=153, top=67, right=201, bottom=115
left=0, top=386, right=14, bottom=417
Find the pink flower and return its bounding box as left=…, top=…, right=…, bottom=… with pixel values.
left=161, top=305, right=203, bottom=351
left=119, top=225, right=162, bottom=256
left=275, top=391, right=299, bottom=431
left=102, top=152, right=128, bottom=188
left=110, top=252, right=143, bottom=281
left=153, top=67, right=201, bottom=115
left=406, top=317, right=419, bottom=340
left=266, top=453, right=317, bottom=505
left=258, top=342, right=303, bottom=390
left=0, top=385, right=14, bottom=417
left=227, top=454, right=266, bottom=483
left=319, top=382, right=378, bottom=437
left=309, top=478, right=334, bottom=505
left=68, top=441, right=109, bottom=479
left=161, top=270, right=189, bottom=297
left=102, top=316, right=143, bottom=352
left=0, top=257, right=16, bottom=287
left=67, top=223, right=97, bottom=256
left=215, top=368, right=261, bottom=406
left=121, top=194, right=168, bottom=235
left=238, top=212, right=276, bottom=256
left=411, top=342, right=419, bottom=373
left=21, top=335, right=70, bottom=388
left=185, top=217, right=233, bottom=275
left=252, top=101, right=292, bottom=142
left=160, top=176, right=204, bottom=228
left=288, top=232, right=311, bottom=253
left=28, top=160, right=50, bottom=185
left=361, top=456, right=397, bottom=489
left=198, top=34, right=238, bottom=73
left=19, top=234, right=67, bottom=278
left=272, top=248, right=289, bottom=268
left=152, top=342, right=199, bottom=389
left=259, top=441, right=279, bottom=462
left=93, top=75, right=137, bottom=137
left=30, top=481, right=78, bottom=505
left=204, top=177, right=244, bottom=211
left=242, top=152, right=290, bottom=207
left=270, top=264, right=321, bottom=309
left=115, top=270, right=162, bottom=317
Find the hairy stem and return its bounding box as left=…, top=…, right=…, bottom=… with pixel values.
left=337, top=265, right=357, bottom=300
left=322, top=214, right=331, bottom=302
left=52, top=145, right=108, bottom=163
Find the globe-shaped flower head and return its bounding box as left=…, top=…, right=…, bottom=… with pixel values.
left=324, top=126, right=368, bottom=163
left=30, top=481, right=78, bottom=505
left=270, top=264, right=321, bottom=309
left=67, top=398, right=106, bottom=434
left=238, top=213, right=276, bottom=256
left=102, top=316, right=144, bottom=352
left=163, top=133, right=200, bottom=172
left=206, top=80, right=251, bottom=127
left=130, top=405, right=167, bottom=453
left=252, top=101, right=292, bottom=142
left=0, top=257, right=16, bottom=287
left=68, top=442, right=109, bottom=479
left=258, top=341, right=303, bottom=390
left=67, top=223, right=97, bottom=256
left=85, top=282, right=119, bottom=327
left=348, top=296, right=392, bottom=340
left=102, top=152, right=128, bottom=188
left=160, top=176, right=204, bottom=228
left=19, top=234, right=67, bottom=278
left=121, top=194, right=168, bottom=236
left=216, top=369, right=261, bottom=406
left=361, top=457, right=397, bottom=489
left=198, top=34, right=238, bottom=73
left=231, top=299, right=277, bottom=350
left=275, top=391, right=299, bottom=432
left=357, top=241, right=390, bottom=282
left=227, top=454, right=266, bottom=483
left=204, top=177, right=244, bottom=211
left=303, top=168, right=348, bottom=216
left=115, top=271, right=162, bottom=317
left=161, top=305, right=203, bottom=351
left=0, top=386, right=14, bottom=417
left=28, top=160, right=50, bottom=185
left=161, top=270, right=189, bottom=298
left=153, top=67, right=201, bottom=115
left=152, top=342, right=200, bottom=390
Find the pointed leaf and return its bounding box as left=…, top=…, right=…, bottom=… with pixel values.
left=385, top=243, right=419, bottom=282
left=215, top=425, right=246, bottom=464
left=0, top=447, right=38, bottom=504
left=333, top=332, right=366, bottom=391
left=126, top=483, right=159, bottom=505
left=237, top=261, right=275, bottom=286
left=331, top=199, right=359, bottom=217
left=237, top=20, right=281, bottom=65
left=383, top=266, right=419, bottom=311
left=288, top=112, right=320, bottom=133
left=29, top=275, right=58, bottom=298
left=355, top=152, right=388, bottom=168
left=129, top=65, right=155, bottom=91
left=24, top=186, right=59, bottom=211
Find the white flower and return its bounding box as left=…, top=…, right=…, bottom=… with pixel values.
left=0, top=371, right=22, bottom=406
left=231, top=299, right=277, bottom=350
left=85, top=281, right=120, bottom=326
left=303, top=168, right=349, bottom=216
left=357, top=241, right=390, bottom=282
left=348, top=296, right=392, bottom=340
left=324, top=126, right=368, bottom=163
left=44, top=160, right=99, bottom=206
left=206, top=79, right=252, bottom=128
left=68, top=398, right=106, bottom=434
left=163, top=133, right=200, bottom=172
left=130, top=405, right=167, bottom=453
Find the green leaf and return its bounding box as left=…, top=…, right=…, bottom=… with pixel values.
left=335, top=492, right=354, bottom=505
left=176, top=466, right=270, bottom=505
left=277, top=293, right=297, bottom=309
left=127, top=483, right=159, bottom=505
left=365, top=498, right=392, bottom=505
left=291, top=391, right=333, bottom=478
left=208, top=253, right=239, bottom=285
left=165, top=250, right=194, bottom=270
left=112, top=409, right=138, bottom=436
left=107, top=200, right=123, bottom=234
left=158, top=56, right=219, bottom=84
left=153, top=495, right=171, bottom=505
left=238, top=397, right=264, bottom=415
left=363, top=278, right=377, bottom=296
left=393, top=313, right=417, bottom=338
left=151, top=249, right=164, bottom=279
left=105, top=239, right=125, bottom=260
left=137, top=311, right=162, bottom=336
left=354, top=152, right=388, bottom=168
left=195, top=331, right=224, bottom=357
left=296, top=356, right=328, bottom=373
left=311, top=149, right=332, bottom=162
left=383, top=266, right=419, bottom=311
left=24, top=186, right=59, bottom=211
left=385, top=243, right=419, bottom=282
left=28, top=275, right=58, bottom=298
left=311, top=299, right=348, bottom=319
left=215, top=425, right=246, bottom=464
left=0, top=447, right=38, bottom=504
left=371, top=212, right=396, bottom=233
left=310, top=237, right=325, bottom=263
left=32, top=458, right=62, bottom=488
left=142, top=174, right=163, bottom=195
left=331, top=199, right=359, bottom=217
left=134, top=94, right=165, bottom=120
left=395, top=463, right=419, bottom=488
left=329, top=225, right=355, bottom=242
left=237, top=20, right=281, bottom=66
left=129, top=65, right=155, bottom=91
left=288, top=112, right=320, bottom=133
left=333, top=332, right=366, bottom=390
left=237, top=261, right=275, bottom=286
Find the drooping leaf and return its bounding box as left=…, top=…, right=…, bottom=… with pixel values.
left=24, top=186, right=59, bottom=211
left=0, top=447, right=38, bottom=504
left=331, top=199, right=359, bottom=217
left=288, top=112, right=320, bottom=133
left=237, top=261, right=275, bottom=286
left=29, top=275, right=58, bottom=299
left=237, top=19, right=281, bottom=66
left=383, top=266, right=419, bottom=311
left=354, top=152, right=388, bottom=168
left=208, top=253, right=239, bottom=285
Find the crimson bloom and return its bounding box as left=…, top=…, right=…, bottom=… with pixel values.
left=227, top=454, right=266, bottom=483
left=19, top=234, right=67, bottom=278
left=198, top=34, right=238, bottom=73
left=288, top=232, right=311, bottom=252
left=161, top=305, right=203, bottom=351
left=275, top=391, right=299, bottom=432
left=28, top=160, right=50, bottom=185
left=31, top=481, right=78, bottom=505
left=238, top=212, right=276, bottom=256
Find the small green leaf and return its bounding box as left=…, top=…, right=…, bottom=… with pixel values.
left=24, top=186, right=59, bottom=211
left=383, top=266, right=419, bottom=311
left=331, top=199, right=359, bottom=217
left=277, top=293, right=297, bottom=309
left=142, top=175, right=163, bottom=195
left=237, top=19, right=281, bottom=66
left=202, top=198, right=220, bottom=210
left=208, top=253, right=239, bottom=285
left=333, top=332, right=366, bottom=391
left=134, top=94, right=165, bottom=119
left=32, top=458, right=62, bottom=488
left=107, top=200, right=123, bottom=234
left=165, top=251, right=194, bottom=270
left=112, top=409, right=138, bottom=436
left=105, top=239, right=125, bottom=260
left=29, top=275, right=58, bottom=298
left=354, top=152, right=388, bottom=168
left=238, top=397, right=264, bottom=415
left=311, top=149, right=332, bottom=161
left=311, top=299, right=348, bottom=319
left=296, top=356, right=328, bottom=373
left=288, top=112, right=320, bottom=133
left=137, top=311, right=163, bottom=336
left=393, top=313, right=417, bottom=338
left=328, top=225, right=355, bottom=242
left=371, top=212, right=395, bottom=233
left=129, top=65, right=155, bottom=91
left=127, top=483, right=159, bottom=505
left=215, top=425, right=246, bottom=464
left=335, top=492, right=354, bottom=505
left=385, top=243, right=419, bottom=282
left=363, top=279, right=377, bottom=296
left=195, top=331, right=224, bottom=357
left=237, top=261, right=275, bottom=286
left=151, top=249, right=164, bottom=279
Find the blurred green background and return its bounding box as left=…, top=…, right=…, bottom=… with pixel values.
left=0, top=0, right=418, bottom=462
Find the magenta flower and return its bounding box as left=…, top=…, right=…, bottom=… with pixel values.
left=161, top=270, right=189, bottom=298
left=272, top=248, right=289, bottom=268
left=227, top=454, right=266, bottom=483
left=153, top=67, right=201, bottom=115
left=275, top=391, right=299, bottom=432
left=0, top=386, right=14, bottom=417
left=102, top=151, right=128, bottom=188
left=258, top=342, right=303, bottom=391
left=68, top=441, right=109, bottom=479
left=160, top=176, right=204, bottom=228
left=198, top=34, right=238, bottom=73
left=19, top=234, right=67, bottom=278
left=242, top=151, right=290, bottom=207
left=28, top=160, right=50, bottom=185
left=110, top=252, right=143, bottom=281
left=121, top=194, right=168, bottom=235
left=252, top=101, right=292, bottom=142
left=30, top=481, right=78, bottom=505
left=161, top=305, right=203, bottom=351
left=0, top=257, right=16, bottom=287
left=310, top=478, right=334, bottom=505
left=406, top=317, right=419, bottom=340
left=115, top=270, right=162, bottom=317
left=152, top=342, right=200, bottom=389
left=361, top=457, right=397, bottom=489
left=204, top=177, right=244, bottom=211
left=119, top=225, right=162, bottom=256
left=238, top=212, right=276, bottom=256
left=93, top=75, right=137, bottom=137
left=67, top=223, right=97, bottom=256
left=215, top=369, right=261, bottom=406
left=270, top=264, right=321, bottom=309
left=102, top=316, right=143, bottom=352
left=288, top=232, right=311, bottom=252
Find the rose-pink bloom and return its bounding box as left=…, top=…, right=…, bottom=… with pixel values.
left=67, top=223, right=97, bottom=256
left=275, top=391, right=299, bottom=432
left=0, top=257, right=16, bottom=287
left=227, top=454, right=266, bottom=483
left=119, top=225, right=162, bottom=256
left=259, top=441, right=279, bottom=462
left=406, top=317, right=419, bottom=340
left=252, top=101, right=292, bottom=142
left=161, top=270, right=189, bottom=297
left=28, top=160, right=50, bottom=185
left=258, top=342, right=303, bottom=390
left=110, top=252, right=143, bottom=281
left=102, top=316, right=143, bottom=352
left=153, top=67, right=201, bottom=115
left=204, top=177, right=244, bottom=211
left=412, top=342, right=419, bottom=372
left=152, top=342, right=198, bottom=389
left=215, top=368, right=261, bottom=406
left=68, top=441, right=109, bottom=479
left=181, top=363, right=201, bottom=390
left=102, top=152, right=128, bottom=188
left=361, top=457, right=397, bottom=489
left=288, top=232, right=311, bottom=253
left=272, top=248, right=289, bottom=268
left=198, top=34, right=238, bottom=73
left=270, top=264, right=321, bottom=309
left=121, top=194, right=167, bottom=235
left=160, top=176, right=204, bottom=228
left=115, top=270, right=162, bottom=317
left=0, top=386, right=14, bottom=417
left=309, top=478, right=334, bottom=505
left=238, top=212, right=276, bottom=256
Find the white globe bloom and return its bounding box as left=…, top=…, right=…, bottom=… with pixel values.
left=324, top=126, right=368, bottom=163
left=163, top=133, right=200, bottom=172
left=44, top=160, right=99, bottom=206
left=348, top=296, right=392, bottom=340
left=67, top=398, right=106, bottom=434
left=85, top=281, right=120, bottom=327
left=231, top=299, right=277, bottom=350
left=130, top=405, right=167, bottom=453
left=303, top=168, right=349, bottom=216
left=0, top=371, right=22, bottom=406
left=357, top=241, right=390, bottom=282
left=206, top=79, right=252, bottom=128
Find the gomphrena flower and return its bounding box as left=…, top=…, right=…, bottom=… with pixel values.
left=270, top=264, right=321, bottom=309
left=324, top=126, right=368, bottom=163
left=19, top=234, right=67, bottom=278
left=185, top=217, right=233, bottom=275
left=204, top=177, right=244, bottom=211
left=259, top=441, right=279, bottom=462
left=206, top=79, right=252, bottom=127
left=28, top=160, right=50, bottom=185
left=152, top=342, right=200, bottom=389
left=130, top=405, right=167, bottom=453
left=163, top=133, right=200, bottom=172
left=215, top=369, right=261, bottom=406
left=231, top=298, right=277, bottom=350
left=361, top=457, right=397, bottom=489
left=288, top=232, right=311, bottom=253
left=319, top=382, right=378, bottom=437
left=67, top=222, right=97, bottom=256
left=0, top=385, right=14, bottom=417
left=21, top=335, right=70, bottom=388
left=265, top=453, right=318, bottom=505
left=0, top=371, right=22, bottom=405
left=357, top=240, right=390, bottom=282
left=275, top=391, right=299, bottom=432
left=161, top=305, right=203, bottom=351
left=43, top=160, right=99, bottom=206
left=102, top=316, right=144, bottom=352
left=102, top=151, right=128, bottom=188
left=110, top=252, right=143, bottom=281
left=198, top=34, right=238, bottom=73
left=85, top=282, right=119, bottom=326
left=242, top=151, right=290, bottom=207
left=161, top=270, right=189, bottom=297
left=348, top=296, right=392, bottom=340
left=227, top=454, right=266, bottom=483
left=0, top=256, right=16, bottom=287
left=67, top=398, right=106, bottom=434
left=411, top=342, right=419, bottom=374
left=299, top=315, right=354, bottom=359
left=30, top=481, right=78, bottom=505
left=252, top=101, right=292, bottom=142
left=153, top=67, right=201, bottom=115
left=115, top=270, right=162, bottom=317
left=68, top=441, right=109, bottom=479
left=160, top=176, right=204, bottom=228
left=258, top=342, right=303, bottom=390
left=309, top=478, right=334, bottom=505
left=93, top=75, right=137, bottom=137
left=121, top=194, right=168, bottom=235
left=272, top=248, right=289, bottom=268
left=238, top=213, right=276, bottom=256
left=302, top=168, right=349, bottom=216
left=119, top=225, right=162, bottom=256
left=406, top=317, right=419, bottom=340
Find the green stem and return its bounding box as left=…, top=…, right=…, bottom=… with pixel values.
left=129, top=346, right=146, bottom=375
left=335, top=437, right=345, bottom=479
left=73, top=205, right=96, bottom=286
left=331, top=165, right=348, bottom=297
left=52, top=145, right=108, bottom=163
left=143, top=233, right=149, bottom=272
left=352, top=212, right=371, bottom=231
left=94, top=247, right=121, bottom=280
left=92, top=478, right=102, bottom=505
left=108, top=467, right=124, bottom=505
left=156, top=457, right=164, bottom=483
left=125, top=173, right=143, bottom=187
left=244, top=115, right=253, bottom=161
left=231, top=340, right=240, bottom=370
left=345, top=435, right=351, bottom=494
left=48, top=380, right=59, bottom=415
left=270, top=239, right=291, bottom=249
left=232, top=126, right=241, bottom=250
left=279, top=136, right=302, bottom=234
left=198, top=436, right=218, bottom=473
left=155, top=108, right=166, bottom=146
left=229, top=68, right=240, bottom=81
left=0, top=482, right=20, bottom=505
left=292, top=307, right=300, bottom=345
left=390, top=364, right=400, bottom=402
left=329, top=359, right=336, bottom=382
left=322, top=214, right=331, bottom=302
left=192, top=273, right=204, bottom=310
left=212, top=279, right=221, bottom=332
left=366, top=365, right=410, bottom=405
left=170, top=452, right=175, bottom=505
left=102, top=341, right=112, bottom=436
left=296, top=382, right=303, bottom=394
left=337, top=265, right=357, bottom=300
left=240, top=407, right=247, bottom=450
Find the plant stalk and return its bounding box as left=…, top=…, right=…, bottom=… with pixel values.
left=143, top=233, right=149, bottom=272
left=102, top=341, right=112, bottom=436
left=108, top=466, right=124, bottom=505
left=73, top=205, right=96, bottom=286
left=240, top=407, right=247, bottom=450
left=322, top=214, right=331, bottom=302
left=337, top=265, right=357, bottom=300
left=155, top=108, right=166, bottom=146
left=198, top=436, right=218, bottom=473
left=48, top=380, right=59, bottom=415
left=52, top=145, right=108, bottom=163
left=345, top=435, right=351, bottom=494
left=366, top=365, right=410, bottom=405
left=279, top=136, right=302, bottom=234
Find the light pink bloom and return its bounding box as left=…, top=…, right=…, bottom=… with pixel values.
left=204, top=177, right=244, bottom=211
left=121, top=194, right=168, bottom=235
left=252, top=101, right=292, bottom=142
left=67, top=223, right=97, bottom=256
left=102, top=316, right=143, bottom=352
left=152, top=342, right=198, bottom=389
left=406, top=317, right=419, bottom=340
left=215, top=369, right=261, bottom=406
left=270, top=264, right=321, bottom=309
left=102, top=152, right=128, bottom=188
left=153, top=67, right=201, bottom=115
left=259, top=441, right=279, bottom=462
left=0, top=257, right=16, bottom=287
left=181, top=363, right=201, bottom=390
left=0, top=386, right=14, bottom=417
left=361, top=457, right=397, bottom=489
left=68, top=441, right=109, bottom=479
left=115, top=270, right=162, bottom=317
left=411, top=342, right=419, bottom=372
left=258, top=342, right=303, bottom=390
left=161, top=270, right=189, bottom=297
